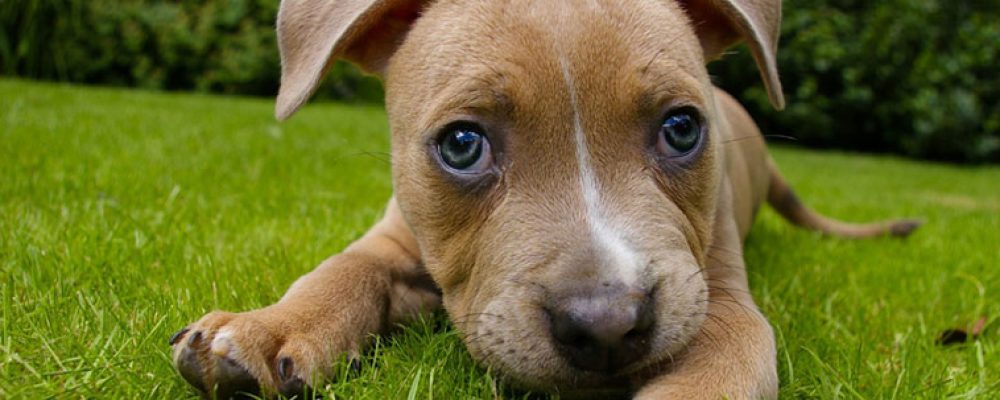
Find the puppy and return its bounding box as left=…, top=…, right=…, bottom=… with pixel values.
left=170, top=0, right=919, bottom=398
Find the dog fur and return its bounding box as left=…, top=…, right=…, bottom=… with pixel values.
left=170, top=1, right=919, bottom=398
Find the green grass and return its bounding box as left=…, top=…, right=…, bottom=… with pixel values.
left=1, top=78, right=997, bottom=399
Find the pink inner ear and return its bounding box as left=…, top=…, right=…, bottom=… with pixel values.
left=674, top=0, right=785, bottom=109
left=276, top=0, right=427, bottom=120
left=675, top=0, right=741, bottom=61
left=343, top=0, right=426, bottom=75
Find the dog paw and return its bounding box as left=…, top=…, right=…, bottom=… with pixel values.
left=634, top=379, right=777, bottom=400
left=169, top=310, right=355, bottom=399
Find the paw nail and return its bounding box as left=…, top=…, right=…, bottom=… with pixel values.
left=214, top=357, right=260, bottom=399
left=168, top=327, right=189, bottom=345
left=187, top=330, right=202, bottom=346
left=176, top=346, right=207, bottom=392
left=277, top=357, right=294, bottom=381
left=350, top=358, right=362, bottom=373
left=279, top=376, right=308, bottom=398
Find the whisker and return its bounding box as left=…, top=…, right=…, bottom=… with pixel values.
left=684, top=266, right=706, bottom=283
left=705, top=313, right=738, bottom=341
left=450, top=312, right=504, bottom=323
left=721, top=134, right=799, bottom=145
left=764, top=134, right=799, bottom=142
left=704, top=280, right=751, bottom=294
left=704, top=291, right=756, bottom=317
left=707, top=244, right=743, bottom=257
left=333, top=150, right=393, bottom=166
left=697, top=298, right=740, bottom=316
left=687, top=311, right=724, bottom=351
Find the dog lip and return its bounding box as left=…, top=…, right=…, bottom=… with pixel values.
left=548, top=326, right=652, bottom=374
left=504, top=371, right=631, bottom=397
left=543, top=315, right=653, bottom=376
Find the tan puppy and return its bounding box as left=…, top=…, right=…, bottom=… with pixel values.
left=170, top=0, right=920, bottom=398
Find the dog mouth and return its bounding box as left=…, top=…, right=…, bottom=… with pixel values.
left=475, top=326, right=684, bottom=397
left=456, top=265, right=707, bottom=393
left=460, top=303, right=670, bottom=393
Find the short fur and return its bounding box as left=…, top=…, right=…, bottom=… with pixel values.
left=171, top=1, right=919, bottom=398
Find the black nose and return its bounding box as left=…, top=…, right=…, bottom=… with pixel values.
left=547, top=289, right=654, bottom=372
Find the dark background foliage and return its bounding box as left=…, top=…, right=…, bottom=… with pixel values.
left=2, top=0, right=997, bottom=162
left=710, top=0, right=1000, bottom=163
left=0, top=0, right=383, bottom=101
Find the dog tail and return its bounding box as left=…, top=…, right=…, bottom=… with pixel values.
left=766, top=160, right=921, bottom=238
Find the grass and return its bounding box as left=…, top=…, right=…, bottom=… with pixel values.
left=0, top=78, right=997, bottom=399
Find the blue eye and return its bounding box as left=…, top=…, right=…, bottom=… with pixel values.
left=658, top=109, right=702, bottom=155
left=437, top=123, right=492, bottom=172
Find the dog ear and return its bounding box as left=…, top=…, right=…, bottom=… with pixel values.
left=275, top=0, right=424, bottom=120
left=679, top=0, right=785, bottom=109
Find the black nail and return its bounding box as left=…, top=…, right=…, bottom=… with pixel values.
left=168, top=327, right=189, bottom=345
left=187, top=330, right=202, bottom=346
left=176, top=346, right=207, bottom=393
left=278, top=357, right=294, bottom=381
left=279, top=377, right=308, bottom=398
left=349, top=358, right=362, bottom=373
left=214, top=356, right=261, bottom=399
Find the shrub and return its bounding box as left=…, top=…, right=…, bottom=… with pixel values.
left=2, top=0, right=996, bottom=162
left=0, top=0, right=382, bottom=102
left=709, top=0, right=1000, bottom=163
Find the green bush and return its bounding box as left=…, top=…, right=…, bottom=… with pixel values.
left=710, top=0, right=1000, bottom=163
left=2, top=0, right=997, bottom=162
left=0, top=0, right=382, bottom=102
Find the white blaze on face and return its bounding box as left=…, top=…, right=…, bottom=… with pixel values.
left=559, top=56, right=641, bottom=286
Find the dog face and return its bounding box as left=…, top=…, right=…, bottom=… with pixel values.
left=275, top=0, right=782, bottom=393
left=388, top=1, right=718, bottom=390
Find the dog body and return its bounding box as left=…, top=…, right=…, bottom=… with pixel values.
left=170, top=1, right=918, bottom=398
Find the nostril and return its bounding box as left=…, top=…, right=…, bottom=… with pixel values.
left=545, top=288, right=657, bottom=371
left=564, top=332, right=589, bottom=348
left=548, top=309, right=588, bottom=348
left=635, top=295, right=655, bottom=331
left=622, top=318, right=654, bottom=347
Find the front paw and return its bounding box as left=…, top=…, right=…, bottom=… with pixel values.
left=633, top=313, right=778, bottom=399
left=633, top=378, right=777, bottom=400
left=169, top=309, right=357, bottom=398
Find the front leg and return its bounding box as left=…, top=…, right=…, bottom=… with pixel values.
left=170, top=198, right=440, bottom=398
left=636, top=186, right=777, bottom=399
left=635, top=275, right=777, bottom=399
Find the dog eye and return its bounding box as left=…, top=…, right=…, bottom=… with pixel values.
left=437, top=123, right=493, bottom=172
left=657, top=108, right=703, bottom=156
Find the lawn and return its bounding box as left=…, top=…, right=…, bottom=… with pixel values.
left=1, top=78, right=997, bottom=399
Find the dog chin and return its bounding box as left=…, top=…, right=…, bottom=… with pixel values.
left=469, top=332, right=674, bottom=397
left=500, top=341, right=692, bottom=398
left=499, top=368, right=633, bottom=398
left=459, top=269, right=706, bottom=394
left=530, top=384, right=634, bottom=400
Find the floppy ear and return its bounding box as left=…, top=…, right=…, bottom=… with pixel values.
left=275, top=0, right=424, bottom=120
left=679, top=0, right=785, bottom=109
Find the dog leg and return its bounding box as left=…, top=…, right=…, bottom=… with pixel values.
left=170, top=198, right=439, bottom=398
left=636, top=186, right=778, bottom=400
left=635, top=268, right=777, bottom=399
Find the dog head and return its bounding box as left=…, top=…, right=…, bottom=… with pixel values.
left=275, top=0, right=782, bottom=394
